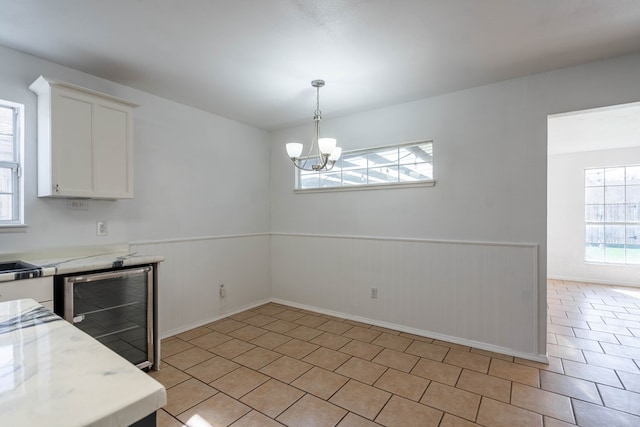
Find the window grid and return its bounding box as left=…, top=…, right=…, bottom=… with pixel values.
left=584, top=166, right=640, bottom=265
left=297, top=141, right=433, bottom=190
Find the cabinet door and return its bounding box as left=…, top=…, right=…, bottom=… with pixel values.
left=51, top=89, right=94, bottom=197
left=30, top=76, right=137, bottom=199
left=0, top=277, right=53, bottom=305
left=93, top=100, right=133, bottom=198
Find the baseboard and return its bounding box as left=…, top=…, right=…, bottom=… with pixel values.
left=159, top=298, right=272, bottom=340
left=270, top=298, right=548, bottom=364
left=549, top=275, right=640, bottom=288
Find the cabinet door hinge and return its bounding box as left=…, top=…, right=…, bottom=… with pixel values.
left=17, top=165, right=22, bottom=178
left=55, top=184, right=60, bottom=193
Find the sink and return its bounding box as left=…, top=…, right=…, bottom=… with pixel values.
left=0, top=260, right=39, bottom=273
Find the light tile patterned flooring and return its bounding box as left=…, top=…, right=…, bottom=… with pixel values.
left=150, top=280, right=640, bottom=426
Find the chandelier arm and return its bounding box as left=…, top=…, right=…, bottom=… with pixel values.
left=299, top=156, right=310, bottom=170
left=290, top=158, right=311, bottom=171
left=300, top=113, right=322, bottom=167
left=294, top=119, right=317, bottom=171
left=310, top=155, right=329, bottom=171
left=319, top=155, right=329, bottom=169
left=289, top=156, right=329, bottom=171
left=315, top=116, right=321, bottom=158
left=289, top=117, right=322, bottom=172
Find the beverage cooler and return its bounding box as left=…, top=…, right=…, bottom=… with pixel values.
left=54, top=265, right=156, bottom=370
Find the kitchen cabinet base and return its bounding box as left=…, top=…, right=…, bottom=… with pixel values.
left=131, top=411, right=156, bottom=427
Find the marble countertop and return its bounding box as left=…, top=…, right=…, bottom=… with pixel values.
left=0, top=298, right=166, bottom=426
left=0, top=246, right=164, bottom=282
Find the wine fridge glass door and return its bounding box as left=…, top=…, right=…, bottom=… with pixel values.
left=63, top=266, right=154, bottom=369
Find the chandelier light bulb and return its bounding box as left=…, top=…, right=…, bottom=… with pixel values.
left=286, top=142, right=303, bottom=159
left=329, top=146, right=342, bottom=161
left=318, top=138, right=337, bottom=155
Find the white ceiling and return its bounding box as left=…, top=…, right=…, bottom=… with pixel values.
left=548, top=102, right=640, bottom=155
left=2, top=0, right=640, bottom=130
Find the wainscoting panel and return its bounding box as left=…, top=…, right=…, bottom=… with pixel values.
left=271, top=233, right=540, bottom=358
left=131, top=234, right=271, bottom=337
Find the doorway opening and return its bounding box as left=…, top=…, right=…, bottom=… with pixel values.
left=548, top=101, right=640, bottom=287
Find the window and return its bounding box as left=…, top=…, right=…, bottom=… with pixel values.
left=297, top=141, right=434, bottom=190
left=585, top=166, right=640, bottom=264
left=0, top=100, right=24, bottom=226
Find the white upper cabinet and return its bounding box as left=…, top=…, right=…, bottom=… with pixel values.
left=29, top=76, right=138, bottom=199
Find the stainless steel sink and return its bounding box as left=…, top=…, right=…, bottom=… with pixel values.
left=0, top=260, right=39, bottom=273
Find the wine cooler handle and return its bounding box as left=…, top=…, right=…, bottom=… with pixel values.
left=67, top=266, right=151, bottom=283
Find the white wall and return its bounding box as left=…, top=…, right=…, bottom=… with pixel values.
left=5, top=43, right=640, bottom=357
left=132, top=235, right=271, bottom=336
left=548, top=147, right=640, bottom=286
left=0, top=45, right=271, bottom=250
left=270, top=52, right=640, bottom=360
left=272, top=234, right=539, bottom=360
left=0, top=45, right=272, bottom=335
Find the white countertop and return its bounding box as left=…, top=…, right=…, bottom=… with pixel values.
left=0, top=245, right=164, bottom=282
left=0, top=299, right=166, bottom=426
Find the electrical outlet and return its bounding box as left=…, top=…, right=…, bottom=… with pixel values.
left=219, top=284, right=226, bottom=298
left=96, top=220, right=108, bottom=236
left=371, top=287, right=378, bottom=299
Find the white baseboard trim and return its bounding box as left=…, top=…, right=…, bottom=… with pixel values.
left=270, top=298, right=548, bottom=364
left=159, top=298, right=272, bottom=340
left=549, top=275, right=640, bottom=288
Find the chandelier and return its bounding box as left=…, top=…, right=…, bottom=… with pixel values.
left=286, top=79, right=342, bottom=171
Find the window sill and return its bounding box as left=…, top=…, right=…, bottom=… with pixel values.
left=0, top=224, right=28, bottom=233
left=584, top=261, right=640, bottom=267
left=294, top=180, right=436, bottom=194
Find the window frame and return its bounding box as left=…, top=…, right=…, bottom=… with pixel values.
left=584, top=165, right=640, bottom=265
left=294, top=140, right=435, bottom=192
left=0, top=99, right=25, bottom=228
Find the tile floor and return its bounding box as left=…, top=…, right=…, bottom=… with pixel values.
left=150, top=280, right=640, bottom=426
